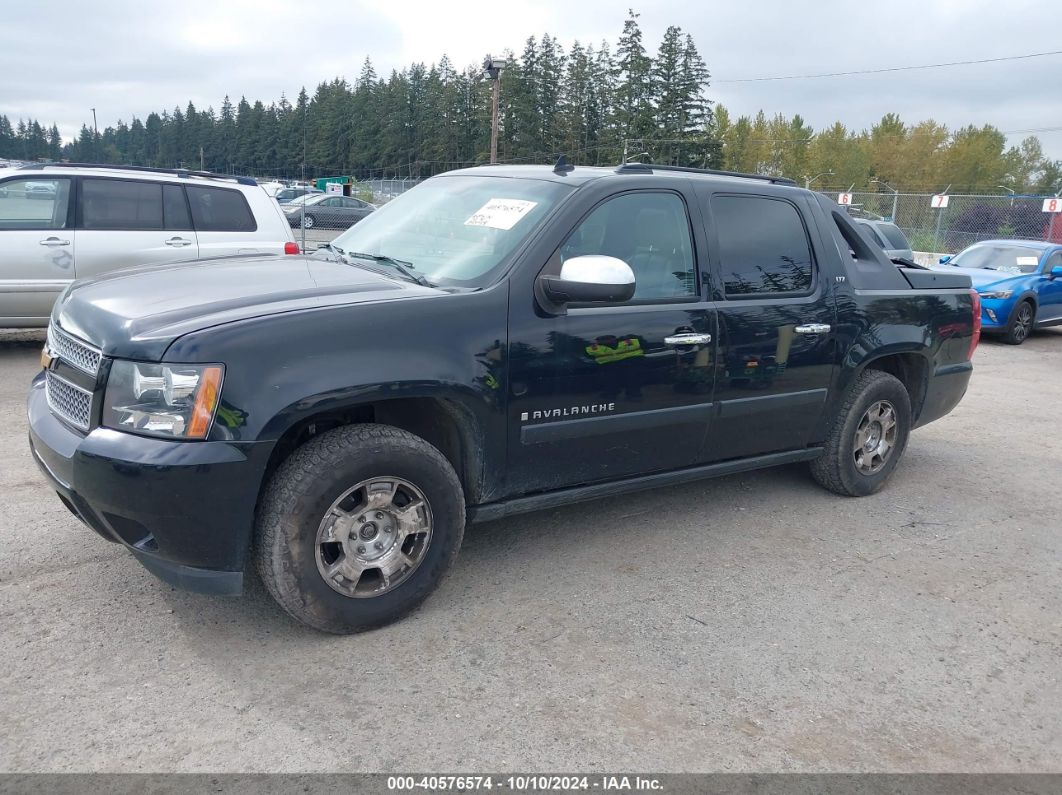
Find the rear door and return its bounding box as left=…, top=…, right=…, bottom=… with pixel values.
left=75, top=178, right=199, bottom=279
left=186, top=184, right=259, bottom=257
left=699, top=190, right=838, bottom=461
left=0, top=175, right=75, bottom=323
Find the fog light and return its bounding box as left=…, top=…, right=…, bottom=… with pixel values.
left=986, top=309, right=997, bottom=322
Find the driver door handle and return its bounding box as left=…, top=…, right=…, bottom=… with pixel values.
left=664, top=332, right=712, bottom=346
left=794, top=324, right=831, bottom=335
left=39, top=237, right=70, bottom=246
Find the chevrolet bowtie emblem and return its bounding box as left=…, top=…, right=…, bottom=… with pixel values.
left=40, top=345, right=54, bottom=370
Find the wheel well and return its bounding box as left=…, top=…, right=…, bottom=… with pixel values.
left=863, top=353, right=929, bottom=421
left=259, top=398, right=484, bottom=506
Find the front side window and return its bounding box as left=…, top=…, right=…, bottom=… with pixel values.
left=713, top=195, right=814, bottom=296
left=329, top=175, right=571, bottom=287
left=560, top=192, right=697, bottom=301
left=82, top=179, right=164, bottom=230
left=0, top=178, right=71, bottom=229
left=186, top=186, right=256, bottom=232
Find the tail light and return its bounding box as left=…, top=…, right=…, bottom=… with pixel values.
left=968, top=288, right=981, bottom=359
left=284, top=241, right=300, bottom=255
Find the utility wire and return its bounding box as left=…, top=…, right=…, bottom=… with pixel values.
left=717, top=50, right=1062, bottom=83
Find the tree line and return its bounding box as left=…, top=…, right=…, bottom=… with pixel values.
left=0, top=8, right=1058, bottom=194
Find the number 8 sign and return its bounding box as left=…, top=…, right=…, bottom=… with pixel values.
left=1043, top=198, right=1061, bottom=213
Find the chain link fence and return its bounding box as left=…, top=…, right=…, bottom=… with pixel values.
left=823, top=189, right=1062, bottom=256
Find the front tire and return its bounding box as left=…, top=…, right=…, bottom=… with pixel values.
left=301, top=214, right=316, bottom=230
left=254, top=424, right=465, bottom=633
left=811, top=370, right=912, bottom=497
left=1003, top=300, right=1034, bottom=345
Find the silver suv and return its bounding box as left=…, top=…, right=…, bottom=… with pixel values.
left=0, top=164, right=298, bottom=327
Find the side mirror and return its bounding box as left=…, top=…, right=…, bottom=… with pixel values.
left=1051, top=265, right=1062, bottom=279
left=538, top=255, right=636, bottom=304
left=939, top=255, right=952, bottom=265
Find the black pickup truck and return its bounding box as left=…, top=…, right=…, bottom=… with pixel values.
left=27, top=163, right=979, bottom=633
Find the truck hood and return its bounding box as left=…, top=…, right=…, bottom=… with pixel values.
left=54, top=254, right=437, bottom=360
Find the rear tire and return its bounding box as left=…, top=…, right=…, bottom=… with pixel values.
left=1002, top=300, right=1034, bottom=345
left=254, top=424, right=465, bottom=634
left=811, top=370, right=912, bottom=497
left=301, top=214, right=316, bottom=230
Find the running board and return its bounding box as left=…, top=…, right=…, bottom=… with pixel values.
left=469, top=448, right=823, bottom=523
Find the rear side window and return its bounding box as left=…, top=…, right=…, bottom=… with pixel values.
left=186, top=186, right=256, bottom=232
left=712, top=195, right=814, bottom=296
left=879, top=223, right=909, bottom=250
left=163, top=185, right=191, bottom=229
left=82, top=179, right=163, bottom=230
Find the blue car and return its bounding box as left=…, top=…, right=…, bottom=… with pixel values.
left=935, top=240, right=1062, bottom=344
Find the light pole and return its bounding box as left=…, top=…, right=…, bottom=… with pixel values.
left=871, top=178, right=900, bottom=221
left=483, top=56, right=509, bottom=165
left=90, top=107, right=99, bottom=162
left=997, top=184, right=1016, bottom=208
left=804, top=170, right=833, bottom=190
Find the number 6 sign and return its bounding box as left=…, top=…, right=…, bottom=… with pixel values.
left=837, top=193, right=852, bottom=206
left=1043, top=197, right=1061, bottom=213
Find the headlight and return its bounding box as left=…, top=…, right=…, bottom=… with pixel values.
left=103, top=361, right=224, bottom=439
left=978, top=289, right=1013, bottom=299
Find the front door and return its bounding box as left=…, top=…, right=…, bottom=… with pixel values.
left=700, top=192, right=837, bottom=461
left=507, top=189, right=717, bottom=494
left=75, top=178, right=200, bottom=280
left=0, top=176, right=75, bottom=323
left=1039, top=251, right=1062, bottom=323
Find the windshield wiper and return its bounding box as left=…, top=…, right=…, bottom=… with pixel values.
left=346, top=251, right=433, bottom=287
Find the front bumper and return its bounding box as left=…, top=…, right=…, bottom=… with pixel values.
left=27, top=374, right=273, bottom=595
left=979, top=298, right=1015, bottom=330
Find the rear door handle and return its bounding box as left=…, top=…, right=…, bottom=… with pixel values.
left=39, top=237, right=70, bottom=246
left=664, top=332, right=712, bottom=346
left=165, top=237, right=193, bottom=247
left=794, top=324, right=831, bottom=334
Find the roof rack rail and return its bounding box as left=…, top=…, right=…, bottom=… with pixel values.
left=17, top=162, right=258, bottom=186
left=615, top=162, right=796, bottom=186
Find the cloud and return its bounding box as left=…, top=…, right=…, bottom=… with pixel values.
left=1, top=0, right=1059, bottom=158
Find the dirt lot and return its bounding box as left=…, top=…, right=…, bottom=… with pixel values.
left=0, top=328, right=1059, bottom=772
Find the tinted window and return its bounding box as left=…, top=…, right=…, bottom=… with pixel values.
left=82, top=179, right=163, bottom=230
left=186, top=186, right=256, bottom=232
left=163, top=185, right=191, bottom=229
left=1046, top=252, right=1062, bottom=271
left=879, top=223, right=910, bottom=250
left=0, top=178, right=71, bottom=229
left=712, top=196, right=814, bottom=296
left=561, top=192, right=696, bottom=300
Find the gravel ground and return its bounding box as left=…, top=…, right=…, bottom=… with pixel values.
left=0, top=328, right=1059, bottom=773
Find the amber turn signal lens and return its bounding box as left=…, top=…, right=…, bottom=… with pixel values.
left=187, top=366, right=224, bottom=438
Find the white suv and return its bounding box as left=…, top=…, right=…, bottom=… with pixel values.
left=0, top=164, right=299, bottom=327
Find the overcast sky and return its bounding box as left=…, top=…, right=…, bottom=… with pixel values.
left=2, top=0, right=1060, bottom=166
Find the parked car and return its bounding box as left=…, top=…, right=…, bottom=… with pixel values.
left=854, top=219, right=914, bottom=261
left=28, top=163, right=978, bottom=633
left=0, top=164, right=299, bottom=326
left=935, top=240, right=1062, bottom=344
left=283, top=193, right=375, bottom=229
left=274, top=187, right=322, bottom=204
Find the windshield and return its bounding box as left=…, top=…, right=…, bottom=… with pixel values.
left=878, top=223, right=910, bottom=250
left=951, top=244, right=1042, bottom=274
left=287, top=193, right=323, bottom=206
left=328, top=174, right=572, bottom=286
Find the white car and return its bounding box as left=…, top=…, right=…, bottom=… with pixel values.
left=0, top=164, right=299, bottom=327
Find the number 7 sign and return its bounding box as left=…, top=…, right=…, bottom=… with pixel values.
left=1043, top=197, right=1061, bottom=213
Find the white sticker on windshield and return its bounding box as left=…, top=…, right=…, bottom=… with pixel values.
left=465, top=199, right=538, bottom=231
left=1016, top=256, right=1039, bottom=266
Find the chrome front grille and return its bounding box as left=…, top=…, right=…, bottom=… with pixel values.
left=48, top=325, right=102, bottom=377
left=45, top=370, right=93, bottom=431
